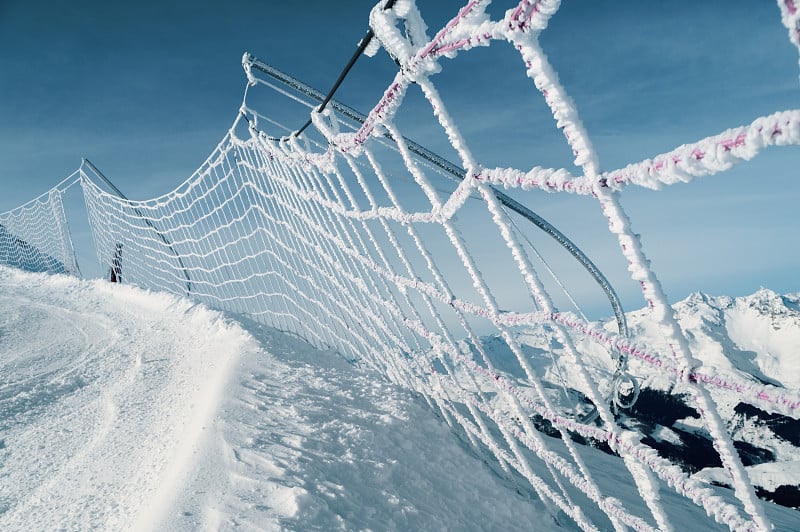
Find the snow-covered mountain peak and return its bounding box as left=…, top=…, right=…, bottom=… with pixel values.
left=740, top=288, right=800, bottom=326
left=672, top=288, right=799, bottom=322
left=619, top=288, right=800, bottom=391
left=681, top=290, right=722, bottom=308
left=672, top=291, right=730, bottom=329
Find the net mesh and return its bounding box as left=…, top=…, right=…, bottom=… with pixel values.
left=4, top=1, right=800, bottom=530
left=0, top=174, right=80, bottom=276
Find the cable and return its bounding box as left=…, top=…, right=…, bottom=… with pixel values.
left=293, top=0, right=397, bottom=138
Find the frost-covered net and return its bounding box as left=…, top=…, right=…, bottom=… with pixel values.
left=75, top=1, right=800, bottom=530
left=0, top=175, right=80, bottom=276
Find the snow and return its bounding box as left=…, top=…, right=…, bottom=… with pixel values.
left=695, top=461, right=800, bottom=494
left=608, top=289, right=800, bottom=396
left=0, top=267, right=248, bottom=529
left=2, top=266, right=799, bottom=530
left=725, top=290, right=800, bottom=389
left=606, top=289, right=800, bottom=506
left=1, top=0, right=797, bottom=528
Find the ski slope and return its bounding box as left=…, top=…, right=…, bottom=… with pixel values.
left=2, top=267, right=799, bottom=531
left=0, top=266, right=552, bottom=530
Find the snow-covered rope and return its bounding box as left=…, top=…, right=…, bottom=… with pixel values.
left=779, top=0, right=800, bottom=74
left=474, top=110, right=800, bottom=195
left=508, top=18, right=769, bottom=531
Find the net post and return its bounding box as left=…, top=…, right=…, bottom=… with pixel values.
left=109, top=243, right=123, bottom=283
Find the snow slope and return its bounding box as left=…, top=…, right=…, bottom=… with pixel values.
left=1, top=266, right=799, bottom=530
left=0, top=267, right=249, bottom=529
left=627, top=290, right=800, bottom=506
left=0, top=266, right=548, bottom=530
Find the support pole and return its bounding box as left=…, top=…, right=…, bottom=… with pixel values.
left=109, top=243, right=122, bottom=283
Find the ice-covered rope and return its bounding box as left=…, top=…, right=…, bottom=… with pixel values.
left=779, top=0, right=800, bottom=75
left=475, top=110, right=800, bottom=195
left=501, top=2, right=767, bottom=528
left=516, top=27, right=770, bottom=532
left=371, top=8, right=642, bottom=529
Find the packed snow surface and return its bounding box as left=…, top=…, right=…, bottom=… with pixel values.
left=0, top=267, right=546, bottom=530
left=1, top=267, right=799, bottom=530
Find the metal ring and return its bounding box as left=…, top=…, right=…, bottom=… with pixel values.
left=612, top=373, right=640, bottom=410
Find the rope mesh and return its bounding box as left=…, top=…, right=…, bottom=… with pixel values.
left=0, top=174, right=80, bottom=276
left=3, top=1, right=800, bottom=530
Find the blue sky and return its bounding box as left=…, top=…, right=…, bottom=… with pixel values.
left=1, top=0, right=798, bottom=317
